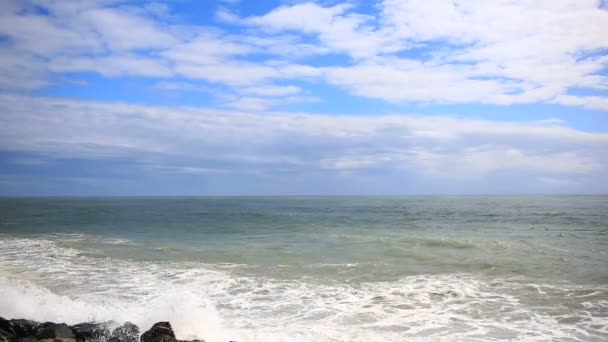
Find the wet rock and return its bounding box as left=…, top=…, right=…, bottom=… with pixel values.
left=14, top=337, right=38, bottom=342
left=35, top=322, right=76, bottom=342
left=0, top=329, right=14, bottom=342
left=10, top=319, right=39, bottom=338
left=70, top=323, right=110, bottom=342
left=0, top=317, right=16, bottom=342
left=0, top=319, right=215, bottom=342
left=140, top=322, right=176, bottom=342
left=109, top=322, right=139, bottom=342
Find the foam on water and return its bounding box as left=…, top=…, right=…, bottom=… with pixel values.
left=1, top=235, right=607, bottom=342
left=0, top=276, right=228, bottom=341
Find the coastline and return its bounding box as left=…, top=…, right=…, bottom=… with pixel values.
left=0, top=318, right=214, bottom=342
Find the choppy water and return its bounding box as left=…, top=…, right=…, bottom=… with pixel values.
left=0, top=196, right=607, bottom=341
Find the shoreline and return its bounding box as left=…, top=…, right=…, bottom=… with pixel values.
left=0, top=318, right=216, bottom=342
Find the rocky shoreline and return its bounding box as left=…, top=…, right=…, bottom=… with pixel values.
left=0, top=318, right=220, bottom=342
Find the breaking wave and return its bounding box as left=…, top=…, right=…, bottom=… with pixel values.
left=1, top=235, right=607, bottom=342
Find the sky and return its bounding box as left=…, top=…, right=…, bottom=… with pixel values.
left=0, top=0, right=607, bottom=195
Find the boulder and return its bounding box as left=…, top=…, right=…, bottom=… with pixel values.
left=14, top=337, right=38, bottom=342
left=35, top=322, right=76, bottom=342
left=0, top=317, right=16, bottom=336
left=140, top=322, right=176, bottom=342
left=0, top=329, right=14, bottom=342
left=70, top=323, right=110, bottom=342
left=10, top=319, right=39, bottom=338
left=109, top=322, right=139, bottom=342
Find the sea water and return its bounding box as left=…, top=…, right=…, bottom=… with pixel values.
left=0, top=196, right=606, bottom=341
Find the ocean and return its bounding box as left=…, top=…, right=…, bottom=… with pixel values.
left=0, top=196, right=606, bottom=342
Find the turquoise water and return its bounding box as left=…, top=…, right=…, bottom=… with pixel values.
left=0, top=196, right=607, bottom=341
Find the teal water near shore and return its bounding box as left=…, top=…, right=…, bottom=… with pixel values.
left=0, top=196, right=607, bottom=341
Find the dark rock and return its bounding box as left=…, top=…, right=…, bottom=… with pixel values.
left=10, top=319, right=39, bottom=338
left=15, top=337, right=38, bottom=342
left=0, top=317, right=17, bottom=342
left=0, top=317, right=16, bottom=336
left=0, top=329, right=14, bottom=342
left=109, top=322, right=139, bottom=342
left=33, top=322, right=56, bottom=332
left=70, top=323, right=110, bottom=342
left=140, top=322, right=176, bottom=342
left=35, top=322, right=76, bottom=342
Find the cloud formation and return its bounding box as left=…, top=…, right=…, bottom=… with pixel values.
left=0, top=0, right=606, bottom=109
left=0, top=1, right=607, bottom=194
left=1, top=94, right=607, bottom=194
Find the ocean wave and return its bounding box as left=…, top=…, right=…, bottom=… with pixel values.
left=1, top=235, right=607, bottom=342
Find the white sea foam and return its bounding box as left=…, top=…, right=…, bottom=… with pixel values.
left=0, top=276, right=228, bottom=341
left=1, top=235, right=607, bottom=342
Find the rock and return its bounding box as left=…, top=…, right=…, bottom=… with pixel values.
left=35, top=322, right=76, bottom=342
left=0, top=317, right=41, bottom=341
left=15, top=337, right=38, bottom=342
left=140, top=322, right=176, bottom=342
left=70, top=322, right=110, bottom=342
left=109, top=322, right=139, bottom=342
left=0, top=317, right=16, bottom=335
left=0, top=329, right=14, bottom=342
left=10, top=319, right=39, bottom=338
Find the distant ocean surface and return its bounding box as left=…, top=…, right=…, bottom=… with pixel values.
left=0, top=196, right=607, bottom=342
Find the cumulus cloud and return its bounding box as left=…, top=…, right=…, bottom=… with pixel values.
left=0, top=0, right=606, bottom=110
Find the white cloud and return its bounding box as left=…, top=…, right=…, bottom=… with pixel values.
left=247, top=3, right=353, bottom=33
left=244, top=2, right=402, bottom=59
left=0, top=48, right=50, bottom=89
left=215, top=7, right=241, bottom=23
left=0, top=0, right=606, bottom=110
left=50, top=54, right=173, bottom=78
left=409, top=147, right=598, bottom=180
left=162, top=33, right=252, bottom=65
left=80, top=7, right=178, bottom=51
left=243, top=0, right=608, bottom=106
left=174, top=61, right=280, bottom=86
left=553, top=94, right=608, bottom=111
left=323, top=58, right=518, bottom=103
left=0, top=6, right=100, bottom=56
left=370, top=0, right=608, bottom=105
left=224, top=94, right=319, bottom=111
left=226, top=97, right=277, bottom=111
left=241, top=85, right=301, bottom=97
left=1, top=95, right=606, bottom=191
left=154, top=82, right=214, bottom=93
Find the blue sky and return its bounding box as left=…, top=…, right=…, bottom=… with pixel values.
left=0, top=0, right=607, bottom=195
